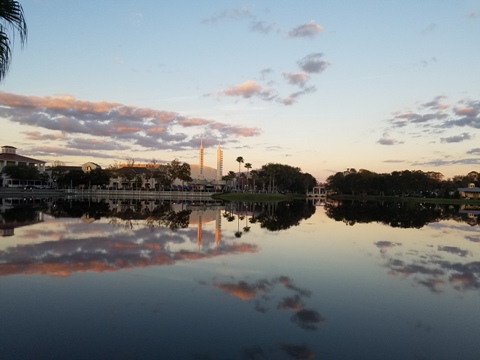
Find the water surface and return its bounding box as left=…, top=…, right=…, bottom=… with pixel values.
left=1, top=199, right=479, bottom=359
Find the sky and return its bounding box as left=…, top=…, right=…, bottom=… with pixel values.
left=1, top=0, right=479, bottom=182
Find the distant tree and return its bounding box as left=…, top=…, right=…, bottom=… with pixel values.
left=134, top=174, right=143, bottom=189
left=256, top=163, right=316, bottom=193
left=104, top=162, right=120, bottom=187
left=57, top=169, right=87, bottom=188
left=0, top=0, right=27, bottom=82
left=107, top=161, right=119, bottom=170
left=326, top=168, right=445, bottom=196
left=236, top=156, right=244, bottom=176
left=1, top=164, right=39, bottom=183
left=51, top=160, right=65, bottom=167
left=239, top=172, right=247, bottom=190
left=153, top=165, right=173, bottom=190
left=120, top=168, right=136, bottom=189
left=86, top=168, right=110, bottom=187
left=125, top=157, right=135, bottom=167
left=244, top=162, right=252, bottom=189
left=170, top=158, right=192, bottom=183
left=144, top=159, right=157, bottom=189
left=222, top=171, right=236, bottom=189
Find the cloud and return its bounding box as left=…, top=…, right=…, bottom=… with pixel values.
left=386, top=96, right=480, bottom=149
left=383, top=159, right=406, bottom=163
left=391, top=112, right=447, bottom=125
left=290, top=309, right=325, bottom=331
left=213, top=279, right=272, bottom=300
left=467, top=11, right=478, bottom=19
left=288, top=20, right=324, bottom=38
left=389, top=97, right=480, bottom=131
left=33, top=146, right=119, bottom=160
left=259, top=68, right=274, bottom=79
left=454, top=105, right=479, bottom=117
left=421, top=56, right=437, bottom=67
left=442, top=116, right=480, bottom=129
left=467, top=148, right=480, bottom=155
left=214, top=52, right=329, bottom=106
left=440, top=133, right=472, bottom=143
left=465, top=235, right=480, bottom=243
left=297, top=53, right=330, bottom=74
left=0, top=92, right=261, bottom=153
left=282, top=72, right=310, bottom=87
left=277, top=294, right=304, bottom=310
left=277, top=275, right=311, bottom=297
left=375, top=241, right=402, bottom=254
left=202, top=7, right=252, bottom=24
left=412, top=158, right=480, bottom=167
left=22, top=130, right=66, bottom=141
left=0, top=220, right=260, bottom=277
left=384, top=248, right=480, bottom=293
left=438, top=246, right=470, bottom=257
left=421, top=23, right=437, bottom=35
left=250, top=20, right=276, bottom=34
left=279, top=86, right=316, bottom=106
left=67, top=138, right=130, bottom=151
left=377, top=132, right=404, bottom=145
left=218, top=80, right=277, bottom=101
left=421, top=95, right=449, bottom=110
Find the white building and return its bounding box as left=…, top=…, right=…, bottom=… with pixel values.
left=0, top=145, right=46, bottom=187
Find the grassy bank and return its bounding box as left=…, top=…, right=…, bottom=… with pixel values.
left=331, top=194, right=480, bottom=205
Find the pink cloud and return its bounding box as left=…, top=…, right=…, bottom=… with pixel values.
left=288, top=20, right=324, bottom=38
left=220, top=80, right=262, bottom=98
left=0, top=91, right=262, bottom=154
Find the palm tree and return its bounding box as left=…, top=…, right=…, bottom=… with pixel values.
left=236, top=156, right=244, bottom=174
left=244, top=162, right=252, bottom=190
left=236, top=156, right=244, bottom=190
left=0, top=1, right=27, bottom=82
left=244, top=162, right=252, bottom=175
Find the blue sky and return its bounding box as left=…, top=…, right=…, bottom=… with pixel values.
left=1, top=0, right=479, bottom=181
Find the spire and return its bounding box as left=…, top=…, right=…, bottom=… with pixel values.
left=199, top=138, right=204, bottom=180
left=216, top=141, right=223, bottom=181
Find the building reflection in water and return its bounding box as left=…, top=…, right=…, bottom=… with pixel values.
left=0, top=199, right=259, bottom=277
left=0, top=197, right=46, bottom=237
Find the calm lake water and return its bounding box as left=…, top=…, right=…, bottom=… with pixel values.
left=1, top=198, right=479, bottom=360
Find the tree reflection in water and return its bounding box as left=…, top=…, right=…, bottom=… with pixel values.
left=220, top=200, right=316, bottom=238
left=45, top=199, right=191, bottom=231
left=45, top=198, right=317, bottom=234
left=325, top=200, right=480, bottom=228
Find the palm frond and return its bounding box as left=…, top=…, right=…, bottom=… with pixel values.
left=0, top=0, right=27, bottom=81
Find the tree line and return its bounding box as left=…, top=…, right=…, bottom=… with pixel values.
left=325, top=168, right=479, bottom=197
left=224, top=157, right=317, bottom=194
left=2, top=158, right=317, bottom=193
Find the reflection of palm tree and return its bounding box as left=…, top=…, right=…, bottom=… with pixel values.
left=235, top=214, right=243, bottom=238
left=243, top=213, right=251, bottom=232
left=0, top=1, right=27, bottom=82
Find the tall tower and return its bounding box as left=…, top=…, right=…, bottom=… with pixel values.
left=199, top=139, right=204, bottom=180
left=216, top=143, right=223, bottom=181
